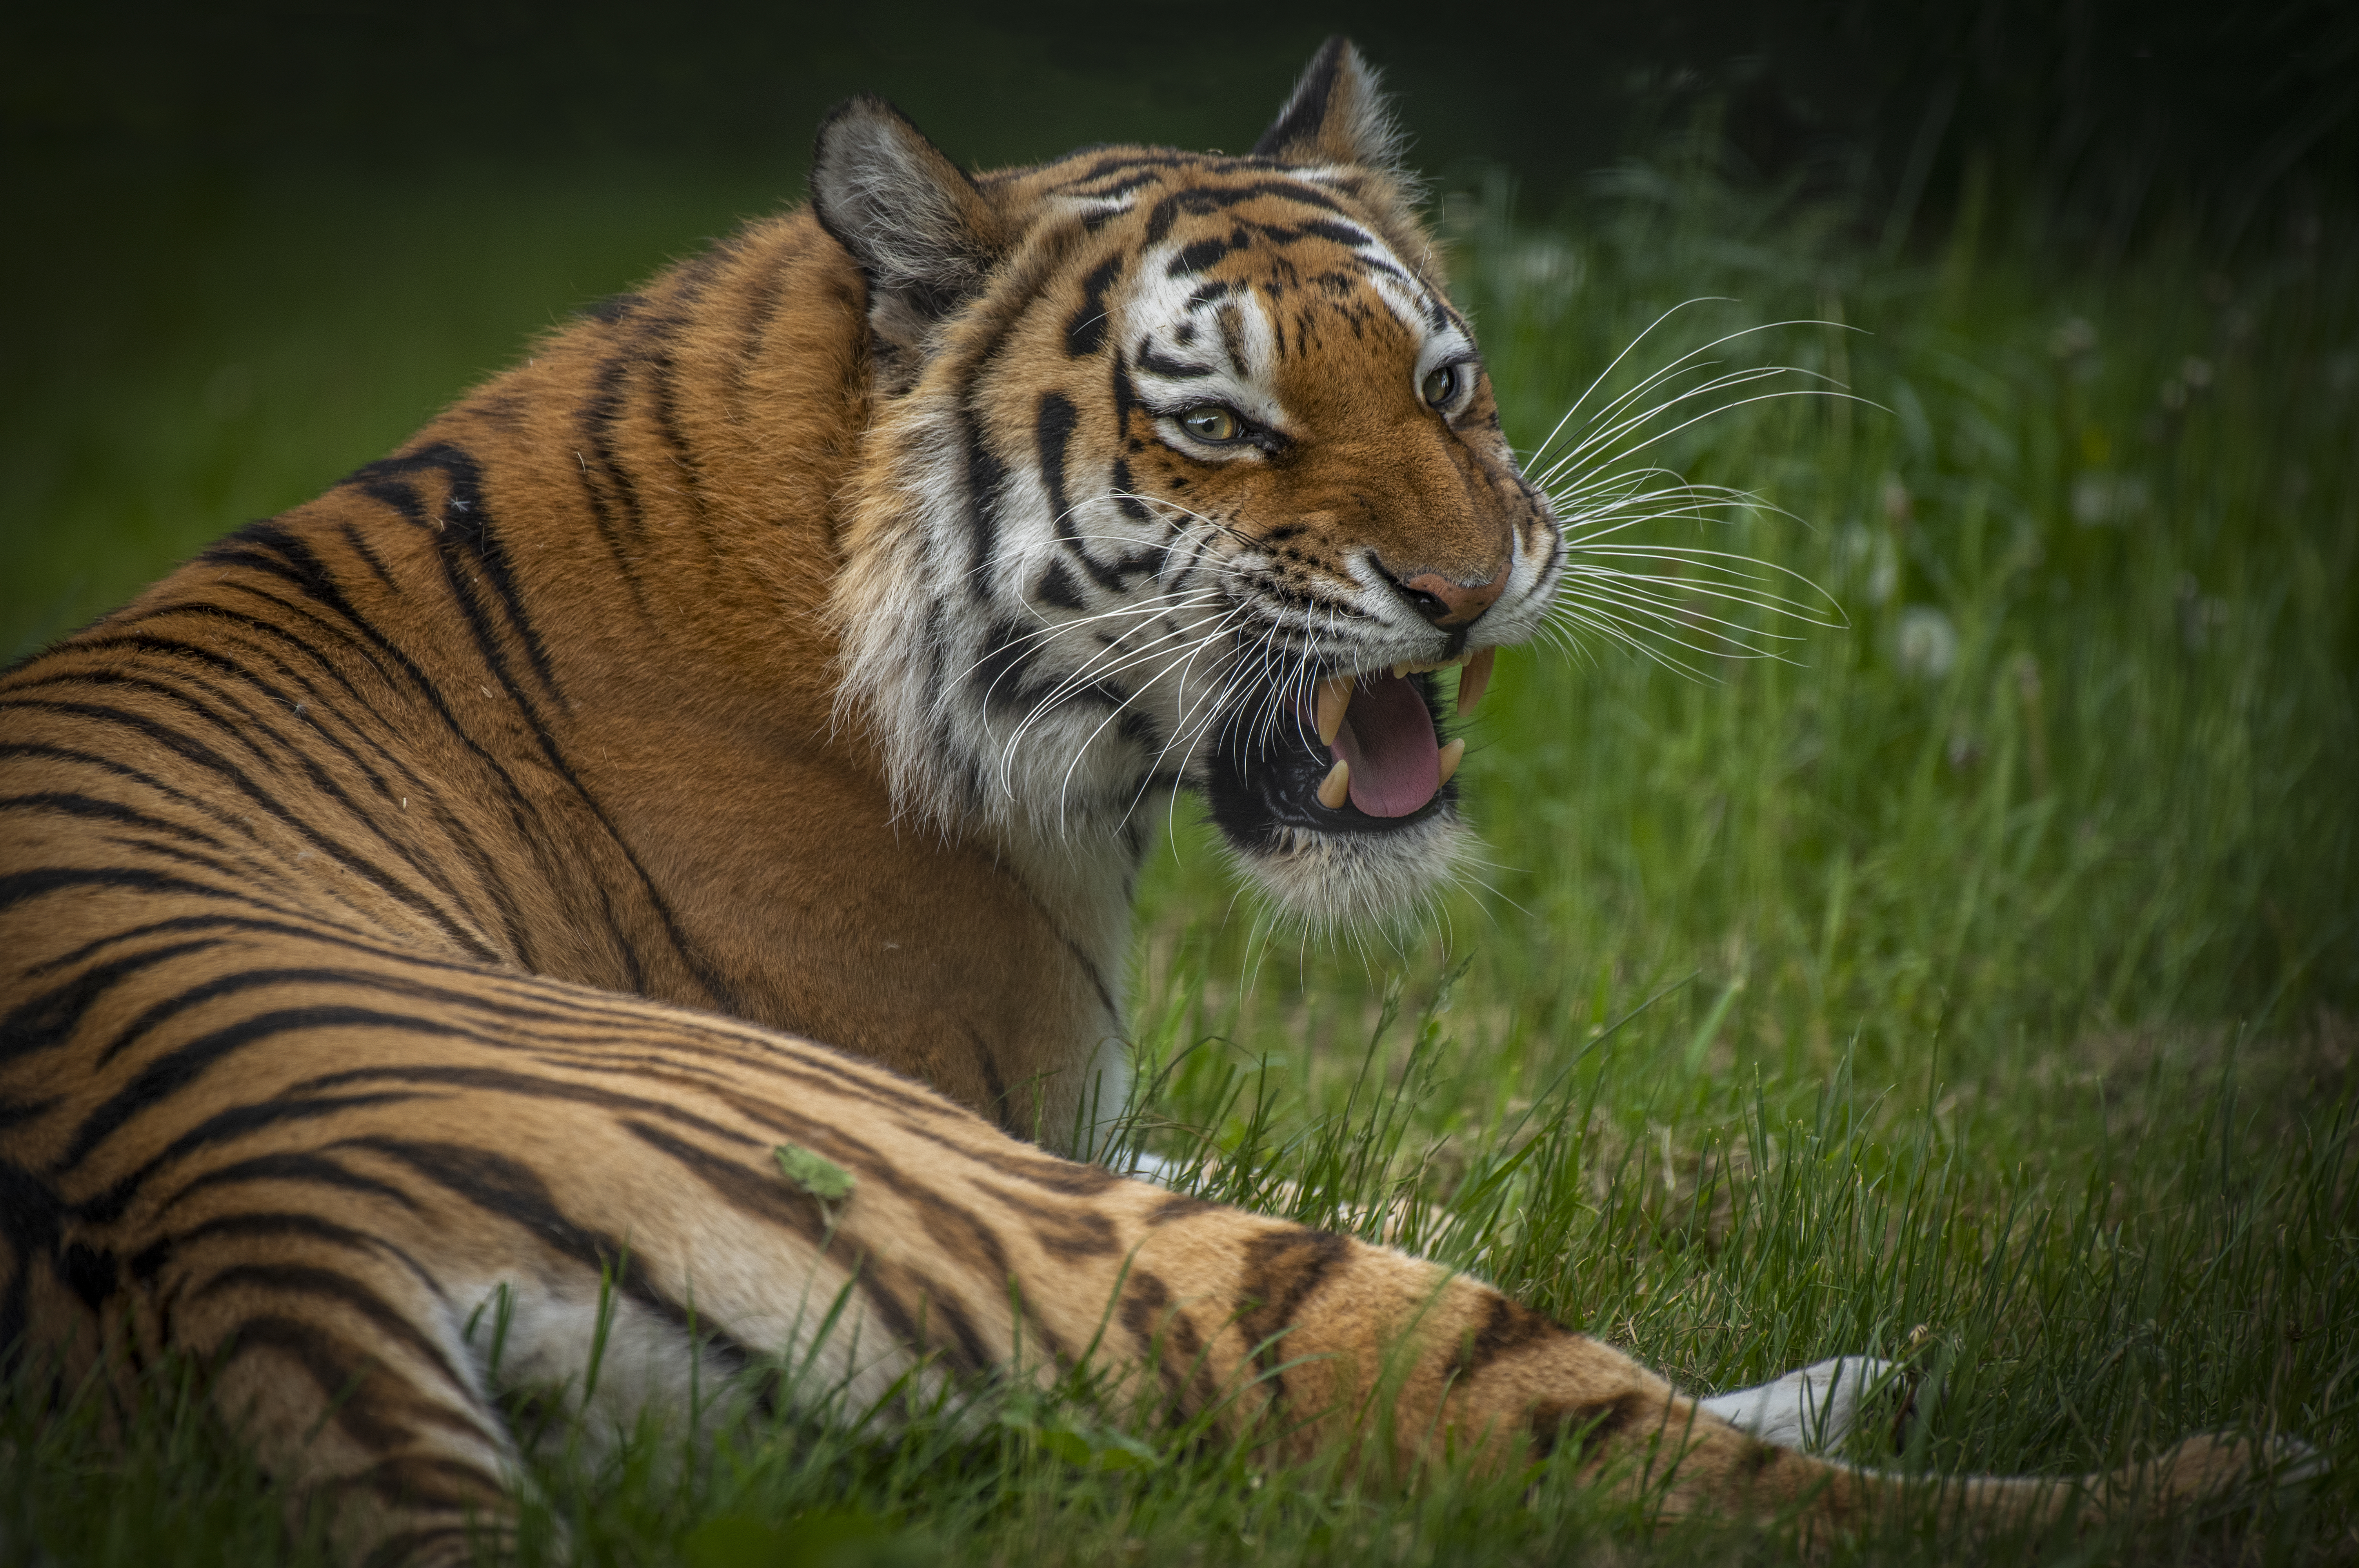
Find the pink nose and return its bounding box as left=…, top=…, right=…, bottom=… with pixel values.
left=1398, top=565, right=1508, bottom=628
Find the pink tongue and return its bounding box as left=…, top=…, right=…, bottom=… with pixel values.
left=1332, top=672, right=1440, bottom=817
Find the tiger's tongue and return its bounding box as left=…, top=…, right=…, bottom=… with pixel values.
left=1331, top=673, right=1440, bottom=817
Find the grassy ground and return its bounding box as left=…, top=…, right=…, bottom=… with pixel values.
left=2, top=154, right=2354, bottom=1564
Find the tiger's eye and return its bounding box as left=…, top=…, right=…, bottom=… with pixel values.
left=1180, top=406, right=1239, bottom=442
left=1421, top=365, right=1458, bottom=407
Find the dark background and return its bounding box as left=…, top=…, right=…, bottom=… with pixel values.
left=7, top=0, right=2355, bottom=256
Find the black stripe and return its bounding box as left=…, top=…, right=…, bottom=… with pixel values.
left=186, top=546, right=411, bottom=696
left=342, top=1454, right=511, bottom=1509
left=0, top=740, right=242, bottom=827
left=80, top=612, right=417, bottom=802
left=1165, top=236, right=1236, bottom=278
left=559, top=355, right=652, bottom=608
left=78, top=602, right=383, bottom=725
left=154, top=1149, right=425, bottom=1221
left=0, top=696, right=498, bottom=961
left=858, top=1256, right=994, bottom=1377
left=1447, top=1291, right=1562, bottom=1380
left=32, top=640, right=508, bottom=940
left=292, top=1063, right=760, bottom=1149
left=964, top=1022, right=1017, bottom=1134
left=0, top=863, right=271, bottom=920
left=1061, top=152, right=1205, bottom=188
left=1032, top=561, right=1084, bottom=612
left=213, top=1314, right=420, bottom=1446
left=1064, top=254, right=1123, bottom=357
left=592, top=878, right=649, bottom=995
left=0, top=791, right=228, bottom=849
left=345, top=1137, right=695, bottom=1329
left=729, top=230, right=800, bottom=413
left=6, top=655, right=416, bottom=843
left=380, top=452, right=565, bottom=708
left=961, top=411, right=1007, bottom=600
left=1034, top=391, right=1130, bottom=598
left=130, top=1210, right=440, bottom=1299
left=55, top=1006, right=466, bottom=1179
left=339, top=521, right=401, bottom=591
left=1235, top=1227, right=1352, bottom=1387
left=87, top=1090, right=423, bottom=1227
left=1135, top=341, right=1216, bottom=379
left=577, top=354, right=651, bottom=549
left=192, top=1261, right=488, bottom=1416
left=978, top=1181, right=1121, bottom=1260
left=353, top=443, right=562, bottom=704
left=28, top=910, right=480, bottom=983
left=1529, top=1392, right=1642, bottom=1461
left=0, top=936, right=226, bottom=1067
left=1300, top=218, right=1373, bottom=249
left=633, top=262, right=723, bottom=556
left=1062, top=167, right=1169, bottom=201
left=1143, top=180, right=1346, bottom=245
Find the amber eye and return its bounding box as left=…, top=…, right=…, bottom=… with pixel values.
left=1421, top=364, right=1460, bottom=408
left=1179, top=405, right=1240, bottom=442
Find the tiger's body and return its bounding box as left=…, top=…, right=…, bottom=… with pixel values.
left=0, top=40, right=2292, bottom=1565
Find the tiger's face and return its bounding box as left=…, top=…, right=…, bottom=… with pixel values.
left=827, top=44, right=1561, bottom=927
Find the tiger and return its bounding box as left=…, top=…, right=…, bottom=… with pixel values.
left=0, top=36, right=2306, bottom=1566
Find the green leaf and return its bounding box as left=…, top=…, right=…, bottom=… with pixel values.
left=774, top=1143, right=857, bottom=1203
left=1033, top=1423, right=1160, bottom=1473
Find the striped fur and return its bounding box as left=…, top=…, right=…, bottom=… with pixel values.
left=0, top=38, right=2292, bottom=1565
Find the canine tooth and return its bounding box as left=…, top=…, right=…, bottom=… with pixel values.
left=1437, top=738, right=1465, bottom=786
left=1316, top=676, right=1354, bottom=745
left=1392, top=661, right=1410, bottom=679
left=1317, top=758, right=1352, bottom=809
left=1456, top=647, right=1496, bottom=717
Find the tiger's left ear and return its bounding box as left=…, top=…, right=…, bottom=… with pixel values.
left=1251, top=37, right=1406, bottom=174
left=811, top=96, right=1011, bottom=390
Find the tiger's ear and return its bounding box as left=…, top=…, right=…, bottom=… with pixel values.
left=1251, top=37, right=1405, bottom=174
left=811, top=96, right=1009, bottom=388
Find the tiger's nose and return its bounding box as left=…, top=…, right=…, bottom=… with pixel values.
left=1394, top=564, right=1509, bottom=628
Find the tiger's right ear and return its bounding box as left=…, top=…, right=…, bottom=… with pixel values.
left=1251, top=37, right=1406, bottom=175
left=811, top=96, right=1009, bottom=388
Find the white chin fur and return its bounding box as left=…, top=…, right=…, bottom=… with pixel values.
left=1229, top=810, right=1472, bottom=933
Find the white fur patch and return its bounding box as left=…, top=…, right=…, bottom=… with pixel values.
left=1699, top=1355, right=1900, bottom=1454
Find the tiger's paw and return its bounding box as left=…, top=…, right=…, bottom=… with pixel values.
left=1697, top=1355, right=1908, bottom=1455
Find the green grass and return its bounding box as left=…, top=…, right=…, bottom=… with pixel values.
left=3, top=153, right=2354, bottom=1564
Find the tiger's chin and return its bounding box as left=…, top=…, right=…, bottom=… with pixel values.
left=1220, top=811, right=1475, bottom=933
left=1199, top=666, right=1477, bottom=931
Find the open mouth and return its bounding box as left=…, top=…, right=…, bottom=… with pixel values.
left=1203, top=648, right=1495, bottom=850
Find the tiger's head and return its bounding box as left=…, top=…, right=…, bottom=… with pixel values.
left=823, top=40, right=1561, bottom=929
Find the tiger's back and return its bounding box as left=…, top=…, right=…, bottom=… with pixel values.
left=0, top=40, right=2292, bottom=1565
